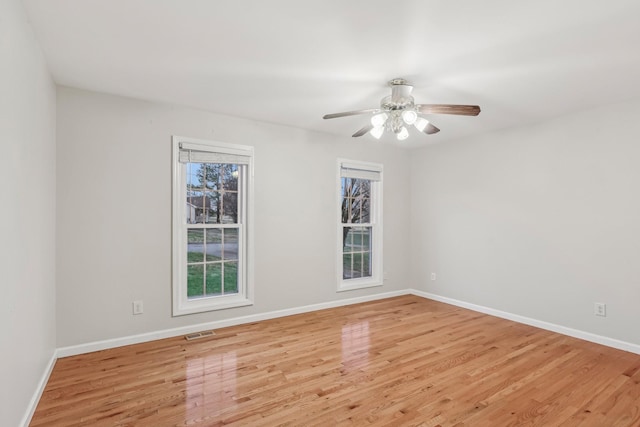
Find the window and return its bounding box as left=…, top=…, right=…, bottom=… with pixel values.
left=337, top=159, right=383, bottom=291
left=172, top=136, right=253, bottom=316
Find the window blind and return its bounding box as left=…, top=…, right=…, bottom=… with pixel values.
left=340, top=161, right=382, bottom=181
left=178, top=142, right=251, bottom=165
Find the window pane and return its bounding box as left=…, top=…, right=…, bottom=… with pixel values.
left=221, top=164, right=238, bottom=191
left=188, top=163, right=221, bottom=191
left=222, top=192, right=238, bottom=224
left=205, top=229, right=222, bottom=261
left=344, top=227, right=371, bottom=252
left=223, top=228, right=238, bottom=260
left=187, top=164, right=205, bottom=192
left=188, top=163, right=241, bottom=225
left=342, top=253, right=352, bottom=279
left=187, top=265, right=204, bottom=298
left=350, top=197, right=360, bottom=223
left=203, top=192, right=220, bottom=224
left=205, top=263, right=222, bottom=296
left=361, top=198, right=370, bottom=223
left=341, top=178, right=371, bottom=224
left=342, top=178, right=370, bottom=198
left=186, top=192, right=204, bottom=224
left=343, top=226, right=372, bottom=279
left=203, top=163, right=222, bottom=191
left=362, top=252, right=371, bottom=277
left=341, top=178, right=354, bottom=224
left=343, top=227, right=353, bottom=253
left=351, top=253, right=363, bottom=278
left=187, top=229, right=204, bottom=263
left=360, top=180, right=371, bottom=197
left=224, top=261, right=238, bottom=294
left=362, top=228, right=372, bottom=251
left=341, top=198, right=350, bottom=224
left=186, top=164, right=204, bottom=224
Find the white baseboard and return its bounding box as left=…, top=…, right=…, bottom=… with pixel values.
left=57, top=289, right=410, bottom=358
left=409, top=289, right=640, bottom=355
left=20, top=350, right=57, bottom=427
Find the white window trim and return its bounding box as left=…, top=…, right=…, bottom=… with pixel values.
left=172, top=136, right=254, bottom=316
left=336, top=158, right=383, bottom=292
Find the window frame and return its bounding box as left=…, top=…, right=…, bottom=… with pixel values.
left=172, top=136, right=254, bottom=316
left=336, top=158, right=383, bottom=292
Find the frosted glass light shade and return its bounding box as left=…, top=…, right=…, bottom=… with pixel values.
left=397, top=126, right=409, bottom=140
left=371, top=113, right=388, bottom=127
left=414, top=117, right=429, bottom=132
left=401, top=110, right=417, bottom=125
left=370, top=126, right=384, bottom=139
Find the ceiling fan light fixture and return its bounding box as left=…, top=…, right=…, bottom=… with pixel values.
left=397, top=126, right=409, bottom=141
left=370, top=113, right=388, bottom=128
left=414, top=117, right=429, bottom=132
left=401, top=110, right=417, bottom=125
left=370, top=126, right=384, bottom=139
left=322, top=77, right=480, bottom=141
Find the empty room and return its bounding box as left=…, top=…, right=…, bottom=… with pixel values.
left=3, top=0, right=640, bottom=426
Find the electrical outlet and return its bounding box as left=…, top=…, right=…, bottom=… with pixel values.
left=431, top=272, right=437, bottom=281
left=594, top=302, right=606, bottom=317
left=133, top=300, right=144, bottom=315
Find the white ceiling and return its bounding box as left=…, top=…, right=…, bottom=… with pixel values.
left=23, top=0, right=640, bottom=147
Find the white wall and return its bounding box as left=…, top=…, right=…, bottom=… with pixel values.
left=411, top=99, right=640, bottom=346
left=0, top=0, right=57, bottom=425
left=56, top=87, right=411, bottom=347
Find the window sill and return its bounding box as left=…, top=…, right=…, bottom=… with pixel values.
left=337, top=279, right=383, bottom=293
left=173, top=295, right=253, bottom=317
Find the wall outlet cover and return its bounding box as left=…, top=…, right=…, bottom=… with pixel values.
left=594, top=302, right=606, bottom=317
left=133, top=300, right=144, bottom=315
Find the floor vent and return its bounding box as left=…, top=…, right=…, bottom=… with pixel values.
left=184, top=330, right=216, bottom=341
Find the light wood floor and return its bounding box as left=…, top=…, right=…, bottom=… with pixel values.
left=31, top=295, right=640, bottom=426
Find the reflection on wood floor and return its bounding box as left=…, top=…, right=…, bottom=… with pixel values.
left=31, top=295, right=640, bottom=426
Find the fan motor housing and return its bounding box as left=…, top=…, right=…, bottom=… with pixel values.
left=382, top=80, right=415, bottom=110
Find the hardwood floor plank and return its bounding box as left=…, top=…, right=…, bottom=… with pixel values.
left=30, top=295, right=640, bottom=426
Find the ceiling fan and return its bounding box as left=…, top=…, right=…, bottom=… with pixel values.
left=323, top=78, right=480, bottom=140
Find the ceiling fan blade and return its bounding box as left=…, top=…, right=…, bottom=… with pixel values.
left=352, top=125, right=374, bottom=137
left=323, top=108, right=381, bottom=120
left=416, top=104, right=481, bottom=116
left=423, top=123, right=440, bottom=135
